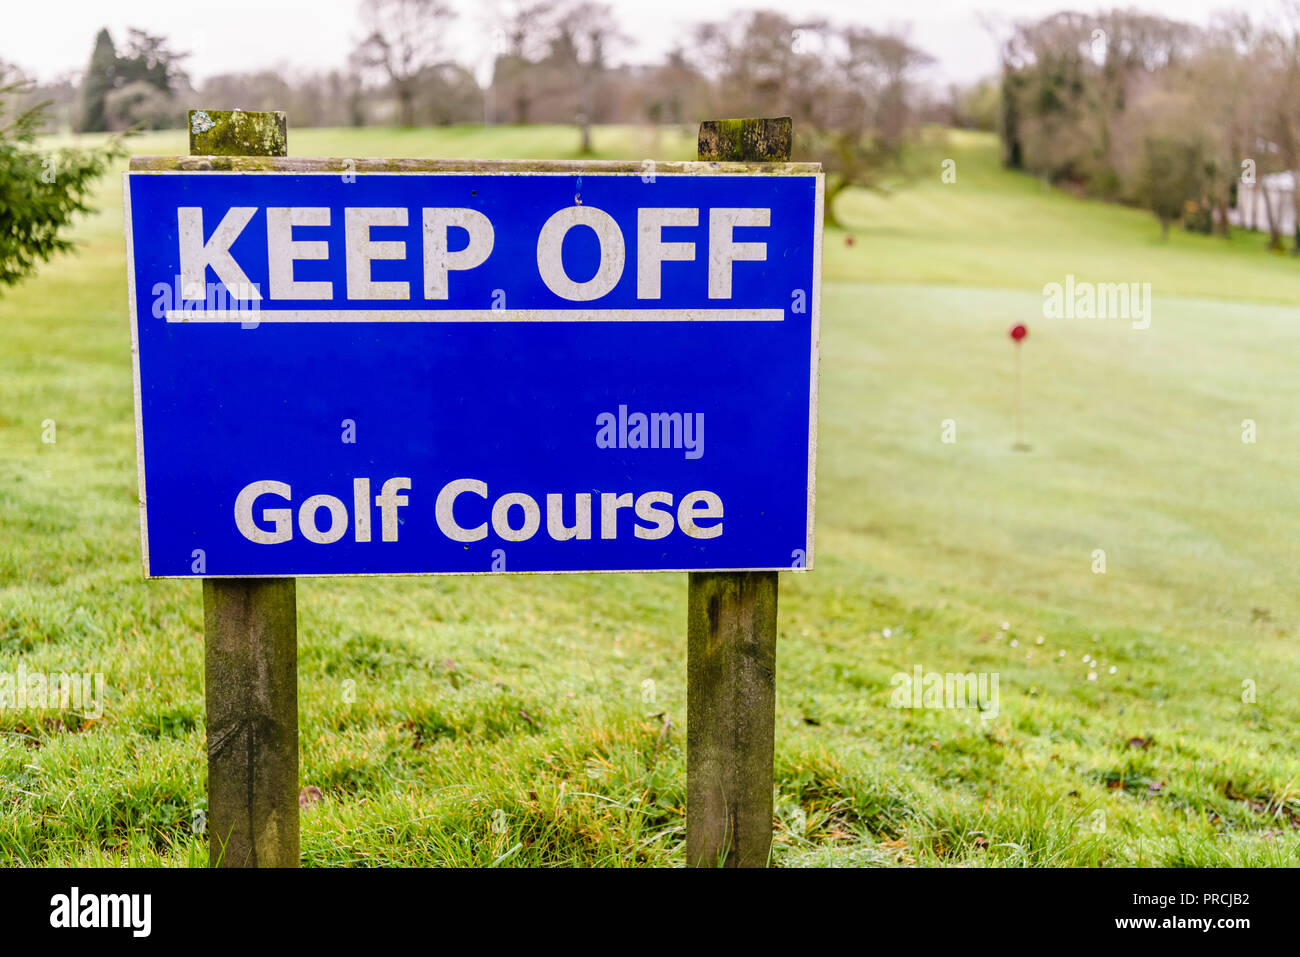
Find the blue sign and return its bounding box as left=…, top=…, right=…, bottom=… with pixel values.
left=124, top=163, right=822, bottom=577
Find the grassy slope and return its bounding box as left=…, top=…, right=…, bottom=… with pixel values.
left=1, top=124, right=1297, bottom=866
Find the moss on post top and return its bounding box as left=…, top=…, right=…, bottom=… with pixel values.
left=697, top=117, right=792, bottom=162
left=189, top=109, right=287, bottom=157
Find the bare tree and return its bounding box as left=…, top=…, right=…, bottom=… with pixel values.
left=490, top=0, right=557, bottom=124
left=644, top=46, right=707, bottom=127
left=354, top=0, right=457, bottom=127
left=1266, top=2, right=1300, bottom=251
left=690, top=11, right=818, bottom=122
left=810, top=26, right=933, bottom=226
left=550, top=2, right=624, bottom=153
left=684, top=13, right=931, bottom=226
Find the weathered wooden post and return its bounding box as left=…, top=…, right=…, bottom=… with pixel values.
left=687, top=116, right=791, bottom=868
left=191, top=109, right=300, bottom=868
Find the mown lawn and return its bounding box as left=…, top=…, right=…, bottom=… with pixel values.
left=1, top=123, right=1297, bottom=866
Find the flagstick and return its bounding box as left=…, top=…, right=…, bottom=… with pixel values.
left=1015, top=342, right=1023, bottom=448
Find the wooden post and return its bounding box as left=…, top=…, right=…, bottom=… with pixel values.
left=686, top=116, right=790, bottom=868
left=193, top=109, right=299, bottom=868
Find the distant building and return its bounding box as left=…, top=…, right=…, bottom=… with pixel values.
left=1229, top=171, right=1296, bottom=237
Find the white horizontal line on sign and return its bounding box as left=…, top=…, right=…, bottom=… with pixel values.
left=164, top=308, right=785, bottom=323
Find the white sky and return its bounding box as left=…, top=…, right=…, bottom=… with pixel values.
left=4, top=0, right=1264, bottom=88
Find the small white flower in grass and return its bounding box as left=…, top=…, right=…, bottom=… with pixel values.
left=1010, top=639, right=1019, bottom=648
left=1058, top=650, right=1066, bottom=658
left=1087, top=671, right=1097, bottom=681
left=882, top=627, right=892, bottom=638
left=1035, top=636, right=1045, bottom=645
left=1001, top=621, right=1010, bottom=631
left=1082, top=654, right=1091, bottom=662
left=1109, top=666, right=1117, bottom=675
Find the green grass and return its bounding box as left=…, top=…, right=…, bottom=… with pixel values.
left=1, top=123, right=1298, bottom=866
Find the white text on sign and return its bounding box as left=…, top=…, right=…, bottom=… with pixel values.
left=178, top=206, right=771, bottom=302
left=233, top=478, right=724, bottom=545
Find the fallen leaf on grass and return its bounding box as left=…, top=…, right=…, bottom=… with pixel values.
left=877, top=837, right=915, bottom=865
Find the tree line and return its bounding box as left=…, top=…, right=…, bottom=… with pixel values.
left=7, top=1, right=936, bottom=135
left=3, top=1, right=940, bottom=226
left=999, top=6, right=1300, bottom=245
left=9, top=2, right=1295, bottom=243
